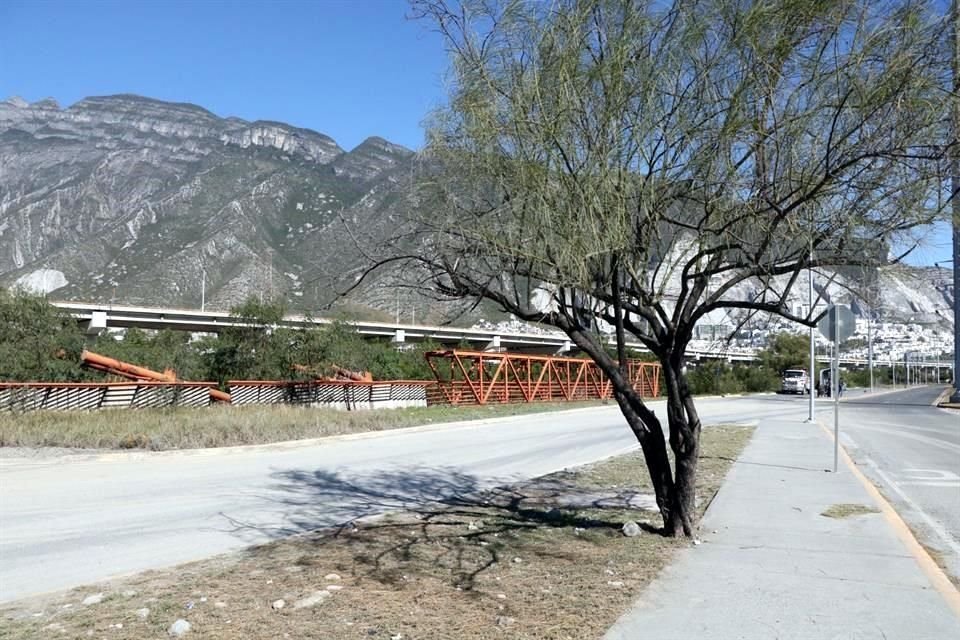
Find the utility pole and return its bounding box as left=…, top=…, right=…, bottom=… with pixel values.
left=807, top=248, right=816, bottom=421
left=832, top=307, right=840, bottom=473
left=867, top=310, right=874, bottom=393
left=952, top=0, right=960, bottom=402
left=201, top=268, right=206, bottom=312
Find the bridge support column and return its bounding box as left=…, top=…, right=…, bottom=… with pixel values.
left=484, top=335, right=502, bottom=352
left=80, top=311, right=108, bottom=336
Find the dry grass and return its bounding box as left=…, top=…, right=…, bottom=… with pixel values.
left=918, top=541, right=960, bottom=590
left=0, top=425, right=754, bottom=640
left=0, top=401, right=608, bottom=451
left=820, top=503, right=880, bottom=519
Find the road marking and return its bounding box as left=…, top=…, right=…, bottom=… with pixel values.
left=900, top=469, right=960, bottom=478
left=863, top=457, right=960, bottom=558
left=896, top=469, right=960, bottom=488
left=817, top=420, right=960, bottom=616
left=843, top=425, right=960, bottom=455
left=898, top=481, right=960, bottom=487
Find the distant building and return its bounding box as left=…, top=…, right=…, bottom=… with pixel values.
left=693, top=309, right=734, bottom=341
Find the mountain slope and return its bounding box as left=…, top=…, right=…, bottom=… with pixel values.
left=0, top=94, right=953, bottom=340
left=0, top=94, right=420, bottom=315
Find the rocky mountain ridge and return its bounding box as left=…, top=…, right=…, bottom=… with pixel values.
left=0, top=94, right=954, bottom=343
left=1, top=93, right=424, bottom=320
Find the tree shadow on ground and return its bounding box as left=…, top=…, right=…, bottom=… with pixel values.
left=228, top=466, right=661, bottom=590
left=701, top=454, right=827, bottom=473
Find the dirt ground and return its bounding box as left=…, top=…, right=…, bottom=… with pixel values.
left=0, top=425, right=754, bottom=640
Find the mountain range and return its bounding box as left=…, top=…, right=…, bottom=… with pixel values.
left=0, top=93, right=429, bottom=321
left=0, top=94, right=954, bottom=336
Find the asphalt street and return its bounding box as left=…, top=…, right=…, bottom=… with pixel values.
left=837, top=385, right=960, bottom=582
left=0, top=395, right=802, bottom=602
left=0, top=389, right=954, bottom=601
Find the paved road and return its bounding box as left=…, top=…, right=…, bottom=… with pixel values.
left=0, top=395, right=808, bottom=602
left=836, top=385, right=960, bottom=582
left=1, top=390, right=952, bottom=602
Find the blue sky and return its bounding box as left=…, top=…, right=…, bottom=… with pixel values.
left=0, top=0, right=953, bottom=266
left=0, top=0, right=446, bottom=151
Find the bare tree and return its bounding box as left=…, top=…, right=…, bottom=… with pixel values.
left=359, top=0, right=951, bottom=536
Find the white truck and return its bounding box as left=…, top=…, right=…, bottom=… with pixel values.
left=779, top=369, right=810, bottom=395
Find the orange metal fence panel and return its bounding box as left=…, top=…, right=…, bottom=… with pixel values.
left=227, top=380, right=434, bottom=410
left=0, top=381, right=216, bottom=411
left=424, top=350, right=660, bottom=406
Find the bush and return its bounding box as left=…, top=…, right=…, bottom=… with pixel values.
left=733, top=365, right=779, bottom=392
left=686, top=362, right=744, bottom=395
left=0, top=290, right=87, bottom=381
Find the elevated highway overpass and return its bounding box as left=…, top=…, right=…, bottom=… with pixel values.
left=51, top=301, right=953, bottom=371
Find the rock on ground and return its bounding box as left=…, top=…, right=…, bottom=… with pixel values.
left=293, top=591, right=331, bottom=609
left=82, top=593, right=104, bottom=606
left=168, top=619, right=190, bottom=637
left=621, top=521, right=642, bottom=537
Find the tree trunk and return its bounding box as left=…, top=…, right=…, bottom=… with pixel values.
left=662, top=357, right=702, bottom=538
left=665, top=424, right=699, bottom=537
left=612, top=390, right=676, bottom=524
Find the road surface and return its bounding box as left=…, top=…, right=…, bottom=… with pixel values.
left=1, top=389, right=954, bottom=601
left=0, top=395, right=801, bottom=601
left=837, top=385, right=960, bottom=581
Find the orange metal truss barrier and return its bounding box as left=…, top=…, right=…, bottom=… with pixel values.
left=80, top=350, right=231, bottom=403
left=424, top=350, right=661, bottom=405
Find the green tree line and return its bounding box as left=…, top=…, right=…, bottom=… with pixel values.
left=4, top=290, right=911, bottom=390
left=0, top=291, right=439, bottom=384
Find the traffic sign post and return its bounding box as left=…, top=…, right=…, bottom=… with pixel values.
left=817, top=304, right=856, bottom=343
left=818, top=305, right=854, bottom=473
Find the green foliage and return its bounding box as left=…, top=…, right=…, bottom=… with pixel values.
left=733, top=364, right=780, bottom=393
left=0, top=293, right=440, bottom=384
left=90, top=328, right=204, bottom=380
left=686, top=362, right=744, bottom=396
left=758, top=333, right=810, bottom=377
left=0, top=289, right=86, bottom=381
left=200, top=299, right=300, bottom=384
left=684, top=332, right=807, bottom=396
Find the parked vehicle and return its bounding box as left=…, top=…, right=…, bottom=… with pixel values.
left=780, top=369, right=809, bottom=395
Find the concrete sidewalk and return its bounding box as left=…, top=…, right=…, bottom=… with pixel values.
left=605, top=417, right=960, bottom=640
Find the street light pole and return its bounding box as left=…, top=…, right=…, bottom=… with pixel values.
left=832, top=306, right=840, bottom=473
left=952, top=0, right=960, bottom=402
left=867, top=311, right=874, bottom=393
left=808, top=248, right=816, bottom=421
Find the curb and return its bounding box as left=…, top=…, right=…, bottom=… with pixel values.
left=693, top=392, right=776, bottom=400
left=816, top=419, right=960, bottom=616
left=0, top=403, right=630, bottom=466
left=934, top=387, right=957, bottom=408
